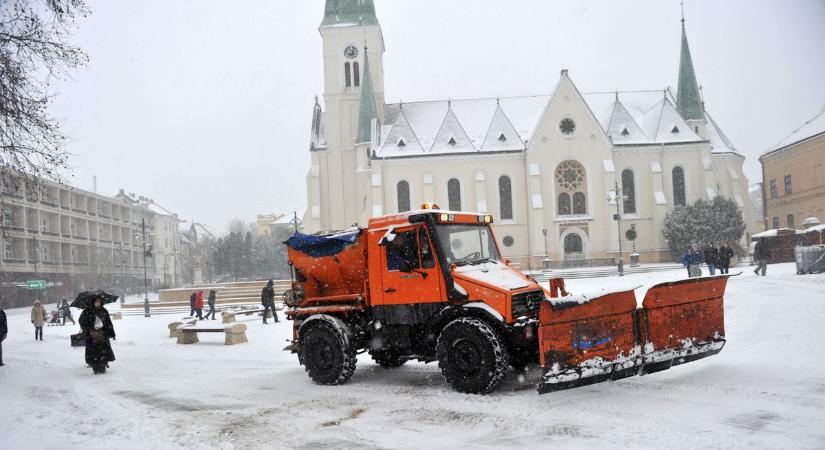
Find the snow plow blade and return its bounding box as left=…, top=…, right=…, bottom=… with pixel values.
left=537, top=276, right=728, bottom=394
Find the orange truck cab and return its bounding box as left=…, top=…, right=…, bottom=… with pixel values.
left=284, top=208, right=728, bottom=394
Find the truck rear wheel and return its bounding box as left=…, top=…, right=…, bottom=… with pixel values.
left=369, top=349, right=407, bottom=368
left=436, top=317, right=510, bottom=394
left=299, top=320, right=356, bottom=385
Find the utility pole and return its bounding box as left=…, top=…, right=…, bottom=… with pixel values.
left=610, top=181, right=625, bottom=277
left=142, top=218, right=150, bottom=317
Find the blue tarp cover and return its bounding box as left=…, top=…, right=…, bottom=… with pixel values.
left=284, top=230, right=361, bottom=258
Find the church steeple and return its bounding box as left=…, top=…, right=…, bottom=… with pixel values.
left=356, top=47, right=377, bottom=144
left=676, top=12, right=704, bottom=121
left=321, top=0, right=379, bottom=27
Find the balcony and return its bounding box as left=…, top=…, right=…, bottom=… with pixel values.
left=42, top=230, right=59, bottom=237
left=73, top=235, right=88, bottom=241
left=3, top=258, right=26, bottom=264
left=42, top=200, right=59, bottom=208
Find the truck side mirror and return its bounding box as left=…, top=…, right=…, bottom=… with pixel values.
left=398, top=259, right=412, bottom=273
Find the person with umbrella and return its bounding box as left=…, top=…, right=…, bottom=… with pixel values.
left=75, top=290, right=117, bottom=375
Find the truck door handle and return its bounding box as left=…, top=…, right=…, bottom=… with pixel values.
left=384, top=288, right=396, bottom=293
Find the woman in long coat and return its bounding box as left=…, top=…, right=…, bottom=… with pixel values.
left=79, top=297, right=116, bottom=374
left=31, top=300, right=47, bottom=341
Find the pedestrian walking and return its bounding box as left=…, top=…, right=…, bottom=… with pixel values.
left=204, top=290, right=217, bottom=320
left=1, top=303, right=7, bottom=366
left=753, top=240, right=771, bottom=276
left=78, top=296, right=116, bottom=375
left=60, top=298, right=75, bottom=325
left=189, top=291, right=197, bottom=317
left=31, top=300, right=47, bottom=341
left=682, top=246, right=704, bottom=278
left=718, top=242, right=734, bottom=274
left=261, top=280, right=279, bottom=324
left=194, top=290, right=204, bottom=320
left=703, top=242, right=719, bottom=276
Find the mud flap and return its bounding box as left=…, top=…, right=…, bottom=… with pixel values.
left=537, top=276, right=729, bottom=394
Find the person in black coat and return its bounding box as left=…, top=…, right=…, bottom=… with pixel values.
left=204, top=290, right=217, bottom=320
left=0, top=305, right=7, bottom=366
left=753, top=240, right=771, bottom=276
left=79, top=297, right=116, bottom=374
left=189, top=291, right=197, bottom=317
left=718, top=242, right=734, bottom=274
left=261, top=280, right=279, bottom=324
left=703, top=242, right=719, bottom=276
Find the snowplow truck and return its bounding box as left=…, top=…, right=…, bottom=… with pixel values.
left=283, top=208, right=727, bottom=394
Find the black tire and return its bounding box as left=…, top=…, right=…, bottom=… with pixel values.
left=369, top=349, right=407, bottom=368
left=436, top=317, right=510, bottom=394
left=299, top=320, right=356, bottom=385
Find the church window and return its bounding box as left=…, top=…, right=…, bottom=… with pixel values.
left=397, top=138, right=406, bottom=148
left=344, top=62, right=352, bottom=88
left=564, top=233, right=583, bottom=254
left=447, top=136, right=457, bottom=146
left=559, top=118, right=576, bottom=135
left=502, top=235, right=514, bottom=247
left=671, top=125, right=680, bottom=134
left=621, top=169, right=636, bottom=214
left=672, top=166, right=686, bottom=206
left=620, top=127, right=630, bottom=137
left=353, top=61, right=360, bottom=87
left=397, top=181, right=411, bottom=213
left=555, top=160, right=587, bottom=216
left=498, top=133, right=507, bottom=142
left=498, top=176, right=513, bottom=220
left=573, top=192, right=586, bottom=214
left=557, top=193, right=571, bottom=215
left=447, top=178, right=461, bottom=211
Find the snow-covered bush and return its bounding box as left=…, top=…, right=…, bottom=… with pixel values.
left=662, top=197, right=746, bottom=260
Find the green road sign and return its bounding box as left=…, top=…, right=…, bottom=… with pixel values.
left=26, top=280, right=46, bottom=289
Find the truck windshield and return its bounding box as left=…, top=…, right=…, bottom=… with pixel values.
left=435, top=224, right=500, bottom=266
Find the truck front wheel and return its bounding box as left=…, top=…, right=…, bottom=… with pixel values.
left=299, top=320, right=356, bottom=385
left=436, top=317, right=510, bottom=394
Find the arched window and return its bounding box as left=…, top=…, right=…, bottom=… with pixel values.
left=557, top=193, right=571, bottom=215
left=555, top=160, right=587, bottom=216
left=397, top=181, right=410, bottom=213
left=344, top=62, right=351, bottom=88
left=621, top=169, right=636, bottom=214
left=672, top=166, right=686, bottom=206
left=564, top=233, right=583, bottom=254
left=447, top=178, right=461, bottom=211
left=573, top=192, right=586, bottom=214
left=498, top=176, right=513, bottom=220
left=353, top=61, right=360, bottom=87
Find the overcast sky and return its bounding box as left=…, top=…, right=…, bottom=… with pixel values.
left=50, top=0, right=825, bottom=233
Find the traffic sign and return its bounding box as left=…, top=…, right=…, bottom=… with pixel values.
left=26, top=280, right=46, bottom=289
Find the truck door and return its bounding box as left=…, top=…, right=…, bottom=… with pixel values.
left=379, top=227, right=443, bottom=307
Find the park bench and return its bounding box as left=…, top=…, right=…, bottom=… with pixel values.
left=176, top=323, right=248, bottom=345
left=168, top=317, right=198, bottom=338
left=221, top=305, right=280, bottom=323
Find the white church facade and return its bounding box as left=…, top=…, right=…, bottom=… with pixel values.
left=303, top=0, right=755, bottom=269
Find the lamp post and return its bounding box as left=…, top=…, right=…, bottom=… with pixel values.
left=141, top=218, right=150, bottom=317
left=608, top=181, right=628, bottom=276
left=541, top=228, right=550, bottom=270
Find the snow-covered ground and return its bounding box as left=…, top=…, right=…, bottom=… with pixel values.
left=2, top=263, right=824, bottom=449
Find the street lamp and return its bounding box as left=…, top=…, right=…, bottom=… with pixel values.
left=608, top=181, right=628, bottom=276
left=541, top=228, right=550, bottom=270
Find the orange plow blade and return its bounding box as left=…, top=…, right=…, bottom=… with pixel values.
left=537, top=276, right=728, bottom=394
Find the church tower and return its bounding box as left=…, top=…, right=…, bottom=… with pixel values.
left=676, top=11, right=707, bottom=138
left=310, top=0, right=385, bottom=231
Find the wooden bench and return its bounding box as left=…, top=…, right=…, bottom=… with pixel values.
left=168, top=317, right=198, bottom=338
left=176, top=323, right=248, bottom=345
left=221, top=306, right=279, bottom=323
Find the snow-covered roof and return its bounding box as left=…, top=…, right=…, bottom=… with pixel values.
left=274, top=206, right=307, bottom=224
left=372, top=89, right=716, bottom=159
left=766, top=108, right=825, bottom=155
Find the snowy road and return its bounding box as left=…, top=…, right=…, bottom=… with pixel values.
left=2, top=263, right=824, bottom=449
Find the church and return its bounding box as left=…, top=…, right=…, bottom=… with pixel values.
left=303, top=0, right=755, bottom=269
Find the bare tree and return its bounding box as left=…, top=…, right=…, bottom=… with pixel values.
left=0, top=0, right=88, bottom=199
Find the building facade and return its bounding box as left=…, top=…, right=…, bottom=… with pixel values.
left=304, top=1, right=755, bottom=269
left=0, top=173, right=185, bottom=307
left=759, top=109, right=825, bottom=231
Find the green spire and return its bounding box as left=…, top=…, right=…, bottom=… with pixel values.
left=321, top=0, right=379, bottom=27
left=356, top=48, right=377, bottom=144
left=676, top=20, right=704, bottom=121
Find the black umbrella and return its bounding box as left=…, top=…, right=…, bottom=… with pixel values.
left=71, top=290, right=119, bottom=309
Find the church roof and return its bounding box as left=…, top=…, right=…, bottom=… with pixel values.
left=356, top=49, right=377, bottom=144
left=373, top=88, right=713, bottom=159
left=764, top=108, right=825, bottom=156
left=321, top=0, right=379, bottom=28
left=676, top=22, right=704, bottom=121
